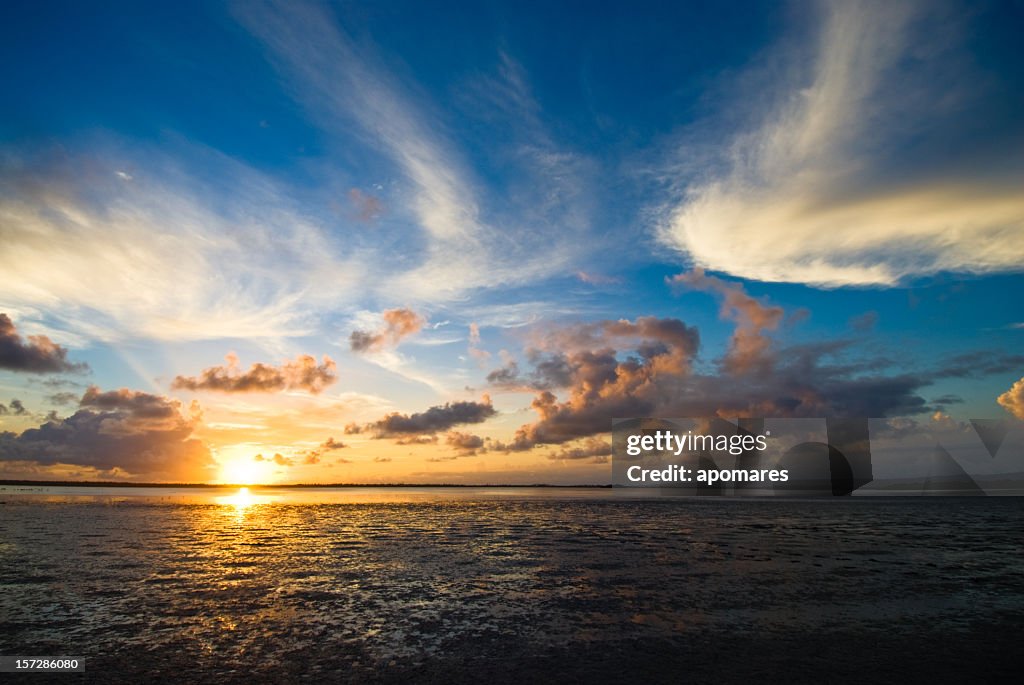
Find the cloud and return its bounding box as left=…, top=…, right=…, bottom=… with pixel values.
left=0, top=386, right=214, bottom=481
left=545, top=437, right=612, bottom=462
left=934, top=351, right=1024, bottom=379
left=255, top=453, right=295, bottom=467
left=348, top=188, right=383, bottom=222
left=658, top=1, right=1024, bottom=286
left=498, top=303, right=941, bottom=451
left=998, top=377, right=1024, bottom=420
left=355, top=396, right=496, bottom=438
left=489, top=316, right=701, bottom=392
left=234, top=3, right=591, bottom=303
left=288, top=436, right=349, bottom=466
left=0, top=147, right=365, bottom=343
left=494, top=316, right=700, bottom=449
left=7, top=399, right=28, bottom=416
left=46, top=392, right=80, bottom=407
left=446, top=432, right=484, bottom=449
left=0, top=313, right=88, bottom=373
left=668, top=268, right=783, bottom=373
left=445, top=431, right=485, bottom=456
left=395, top=435, right=438, bottom=446
left=486, top=360, right=522, bottom=387
left=349, top=308, right=426, bottom=353
left=171, top=353, right=337, bottom=394
left=467, top=322, right=490, bottom=363
left=0, top=400, right=29, bottom=416
left=576, top=271, right=621, bottom=285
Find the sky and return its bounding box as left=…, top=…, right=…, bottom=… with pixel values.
left=1, top=0, right=1023, bottom=484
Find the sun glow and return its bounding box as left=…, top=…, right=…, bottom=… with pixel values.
left=218, top=451, right=273, bottom=485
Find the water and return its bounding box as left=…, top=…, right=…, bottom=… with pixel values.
left=1, top=487, right=1022, bottom=683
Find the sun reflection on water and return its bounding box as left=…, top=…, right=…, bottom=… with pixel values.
left=216, top=487, right=275, bottom=510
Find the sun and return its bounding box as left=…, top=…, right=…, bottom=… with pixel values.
left=219, top=455, right=270, bottom=485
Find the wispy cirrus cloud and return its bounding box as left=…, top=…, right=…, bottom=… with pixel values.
left=0, top=147, right=366, bottom=342
left=234, top=1, right=591, bottom=302
left=657, top=0, right=1024, bottom=287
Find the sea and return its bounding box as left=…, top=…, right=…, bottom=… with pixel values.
left=1, top=485, right=1022, bottom=683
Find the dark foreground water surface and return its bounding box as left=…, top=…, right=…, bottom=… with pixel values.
left=1, top=487, right=1022, bottom=683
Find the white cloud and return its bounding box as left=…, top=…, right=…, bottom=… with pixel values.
left=658, top=0, right=1024, bottom=287
left=0, top=148, right=366, bottom=342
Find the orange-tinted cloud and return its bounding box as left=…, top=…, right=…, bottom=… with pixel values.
left=0, top=313, right=88, bottom=374
left=349, top=308, right=426, bottom=353
left=494, top=317, right=699, bottom=449
left=255, top=452, right=294, bottom=467
left=172, top=353, right=337, bottom=394
left=496, top=311, right=935, bottom=452
left=467, top=322, right=490, bottom=363
left=445, top=431, right=485, bottom=456
left=998, top=377, right=1024, bottom=420
left=668, top=268, right=783, bottom=374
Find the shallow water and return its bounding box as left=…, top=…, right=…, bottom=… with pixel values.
left=1, top=489, right=1022, bottom=683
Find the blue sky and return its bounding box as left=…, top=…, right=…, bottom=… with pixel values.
left=1, top=0, right=1023, bottom=483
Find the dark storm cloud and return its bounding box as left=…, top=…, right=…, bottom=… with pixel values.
left=0, top=387, right=214, bottom=480
left=0, top=313, right=88, bottom=374
left=171, top=353, right=337, bottom=394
